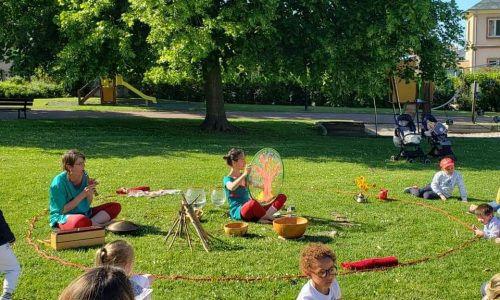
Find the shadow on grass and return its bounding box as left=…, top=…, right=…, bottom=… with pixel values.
left=301, top=235, right=334, bottom=243
left=122, top=224, right=165, bottom=236
left=208, top=237, right=256, bottom=252
left=303, top=214, right=385, bottom=234
left=463, top=197, right=491, bottom=203
left=0, top=118, right=497, bottom=171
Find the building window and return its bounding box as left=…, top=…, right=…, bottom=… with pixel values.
left=488, top=18, right=500, bottom=37
left=487, top=58, right=500, bottom=66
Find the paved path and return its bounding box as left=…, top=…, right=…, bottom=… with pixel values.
left=1, top=109, right=499, bottom=137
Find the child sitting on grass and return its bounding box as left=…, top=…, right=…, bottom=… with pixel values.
left=95, top=240, right=154, bottom=300
left=472, top=204, right=500, bottom=240
left=59, top=265, right=134, bottom=300
left=297, top=243, right=342, bottom=300
left=404, top=157, right=467, bottom=201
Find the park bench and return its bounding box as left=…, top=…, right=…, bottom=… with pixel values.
left=316, top=121, right=366, bottom=136
left=0, top=98, right=34, bottom=119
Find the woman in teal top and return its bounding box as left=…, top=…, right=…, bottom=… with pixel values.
left=49, top=149, right=121, bottom=230
left=223, top=148, right=286, bottom=224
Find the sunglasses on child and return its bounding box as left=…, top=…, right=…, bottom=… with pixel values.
left=313, top=266, right=337, bottom=278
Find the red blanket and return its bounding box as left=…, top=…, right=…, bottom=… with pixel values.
left=341, top=256, right=398, bottom=271
left=116, top=186, right=151, bottom=194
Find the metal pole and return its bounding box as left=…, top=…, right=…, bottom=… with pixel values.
left=373, top=97, right=378, bottom=137
left=471, top=81, right=477, bottom=124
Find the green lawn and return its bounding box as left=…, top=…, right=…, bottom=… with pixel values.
left=33, top=97, right=494, bottom=118
left=0, top=117, right=498, bottom=299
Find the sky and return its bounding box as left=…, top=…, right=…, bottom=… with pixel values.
left=455, top=0, right=479, bottom=11
left=453, top=0, right=480, bottom=42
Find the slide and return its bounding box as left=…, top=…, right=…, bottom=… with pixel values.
left=115, top=75, right=157, bottom=104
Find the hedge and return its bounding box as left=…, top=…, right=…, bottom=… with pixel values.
left=0, top=77, right=65, bottom=98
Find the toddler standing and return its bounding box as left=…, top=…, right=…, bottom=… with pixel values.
left=0, top=210, right=21, bottom=300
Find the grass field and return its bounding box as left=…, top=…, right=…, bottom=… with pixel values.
left=0, top=117, right=499, bottom=299
left=33, top=97, right=495, bottom=118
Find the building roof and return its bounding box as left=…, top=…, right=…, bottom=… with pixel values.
left=468, top=0, right=500, bottom=11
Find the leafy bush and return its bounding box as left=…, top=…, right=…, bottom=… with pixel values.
left=433, top=70, right=500, bottom=112
left=0, top=76, right=65, bottom=98
left=461, top=69, right=500, bottom=112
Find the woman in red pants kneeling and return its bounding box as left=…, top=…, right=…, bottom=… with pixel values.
left=49, top=149, right=121, bottom=230
left=223, top=148, right=286, bottom=224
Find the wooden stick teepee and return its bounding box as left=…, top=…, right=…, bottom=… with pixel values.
left=164, top=193, right=211, bottom=252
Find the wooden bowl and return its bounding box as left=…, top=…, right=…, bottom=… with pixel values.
left=224, top=222, right=248, bottom=236
left=273, top=216, right=308, bottom=239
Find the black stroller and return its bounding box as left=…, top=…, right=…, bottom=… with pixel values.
left=421, top=113, right=456, bottom=161
left=391, top=114, right=427, bottom=162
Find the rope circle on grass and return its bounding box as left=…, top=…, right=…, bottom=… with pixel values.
left=26, top=192, right=480, bottom=282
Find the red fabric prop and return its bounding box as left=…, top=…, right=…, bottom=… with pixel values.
left=116, top=186, right=150, bottom=194
left=341, top=256, right=398, bottom=271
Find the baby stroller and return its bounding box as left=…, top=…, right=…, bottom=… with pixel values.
left=421, top=113, right=456, bottom=161
left=391, top=114, right=426, bottom=162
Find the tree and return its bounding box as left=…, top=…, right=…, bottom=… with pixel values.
left=55, top=0, right=153, bottom=89
left=130, top=0, right=462, bottom=131
left=0, top=0, right=62, bottom=77
left=128, top=1, right=282, bottom=131
left=1, top=0, right=462, bottom=131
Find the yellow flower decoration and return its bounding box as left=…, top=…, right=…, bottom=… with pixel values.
left=355, top=176, right=370, bottom=192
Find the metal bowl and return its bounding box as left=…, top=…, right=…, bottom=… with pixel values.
left=105, top=220, right=139, bottom=233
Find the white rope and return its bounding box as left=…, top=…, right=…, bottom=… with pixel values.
left=431, top=90, right=460, bottom=110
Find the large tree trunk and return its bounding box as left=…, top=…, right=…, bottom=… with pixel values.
left=200, top=54, right=234, bottom=131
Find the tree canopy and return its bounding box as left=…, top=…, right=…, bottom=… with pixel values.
left=0, top=0, right=61, bottom=76
left=0, top=0, right=463, bottom=130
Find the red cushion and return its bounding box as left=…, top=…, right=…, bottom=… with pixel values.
left=341, top=256, right=398, bottom=270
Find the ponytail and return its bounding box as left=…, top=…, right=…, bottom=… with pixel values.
left=94, top=240, right=133, bottom=270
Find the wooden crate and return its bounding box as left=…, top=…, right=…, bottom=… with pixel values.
left=50, top=226, right=105, bottom=250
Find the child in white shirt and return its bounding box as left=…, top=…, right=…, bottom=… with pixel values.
left=404, top=157, right=467, bottom=201
left=473, top=204, right=500, bottom=240
left=297, top=243, right=342, bottom=300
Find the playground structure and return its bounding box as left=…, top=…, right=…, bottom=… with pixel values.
left=78, top=75, right=156, bottom=105
left=390, top=76, right=435, bottom=118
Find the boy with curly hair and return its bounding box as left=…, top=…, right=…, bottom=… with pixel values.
left=297, top=243, right=342, bottom=300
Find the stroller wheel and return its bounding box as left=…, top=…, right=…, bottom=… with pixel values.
left=424, top=159, right=432, bottom=164
left=408, top=158, right=415, bottom=163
